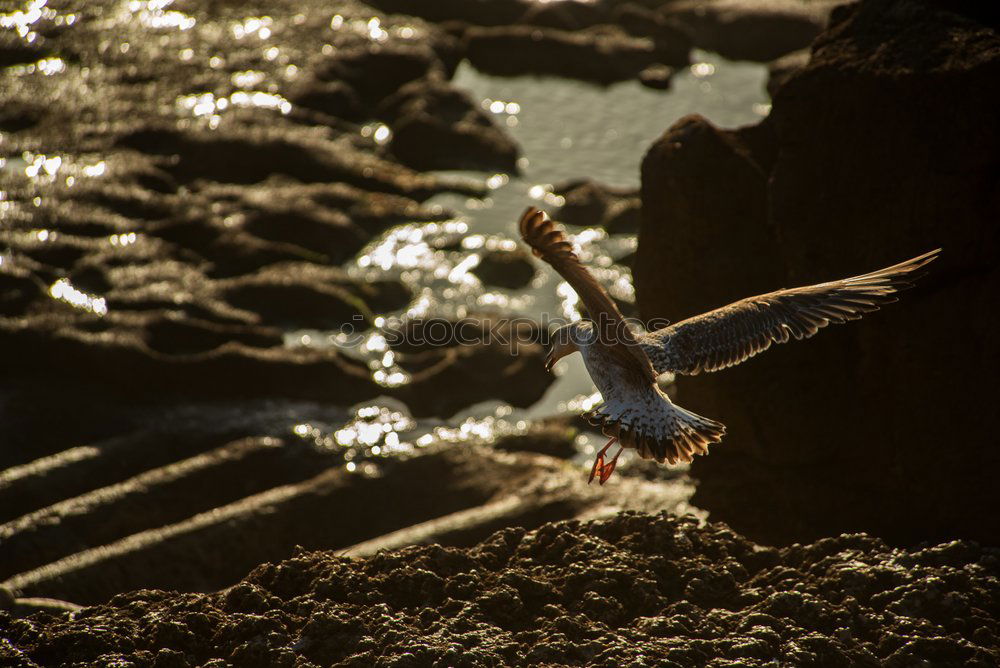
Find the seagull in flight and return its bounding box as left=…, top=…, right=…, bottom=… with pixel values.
left=518, top=207, right=939, bottom=484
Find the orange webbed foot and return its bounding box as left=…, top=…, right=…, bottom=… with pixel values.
left=597, top=447, right=623, bottom=485
left=589, top=436, right=618, bottom=485
left=589, top=454, right=605, bottom=484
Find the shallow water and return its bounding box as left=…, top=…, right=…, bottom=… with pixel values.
left=293, top=52, right=769, bottom=442
left=451, top=50, right=770, bottom=188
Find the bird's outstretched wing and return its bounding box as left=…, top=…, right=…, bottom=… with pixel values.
left=518, top=207, right=654, bottom=382
left=653, top=249, right=940, bottom=375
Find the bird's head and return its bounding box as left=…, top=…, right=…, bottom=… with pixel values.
left=545, top=321, right=592, bottom=372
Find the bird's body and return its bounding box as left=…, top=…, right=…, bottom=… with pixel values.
left=569, top=320, right=724, bottom=466
left=517, top=207, right=938, bottom=483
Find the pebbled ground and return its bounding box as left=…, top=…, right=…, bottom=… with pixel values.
left=2, top=511, right=998, bottom=667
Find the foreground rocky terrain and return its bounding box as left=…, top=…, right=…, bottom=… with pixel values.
left=636, top=0, right=1000, bottom=546
left=3, top=512, right=999, bottom=667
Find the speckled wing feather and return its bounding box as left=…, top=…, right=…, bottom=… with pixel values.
left=648, top=249, right=940, bottom=375
left=518, top=207, right=655, bottom=382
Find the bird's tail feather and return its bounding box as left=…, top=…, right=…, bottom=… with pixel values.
left=584, top=395, right=725, bottom=465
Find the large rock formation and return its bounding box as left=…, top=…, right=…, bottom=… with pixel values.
left=635, top=0, right=1000, bottom=546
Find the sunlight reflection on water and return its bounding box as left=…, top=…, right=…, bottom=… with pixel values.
left=289, top=400, right=547, bottom=473
left=289, top=53, right=769, bottom=419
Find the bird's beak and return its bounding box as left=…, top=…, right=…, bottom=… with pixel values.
left=544, top=348, right=556, bottom=373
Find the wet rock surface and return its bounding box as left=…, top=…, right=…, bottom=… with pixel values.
left=3, top=512, right=999, bottom=667
left=371, top=0, right=823, bottom=69
left=462, top=24, right=684, bottom=84
left=379, top=77, right=521, bottom=173
left=0, top=0, right=538, bottom=415
left=0, top=0, right=674, bottom=627
left=664, top=0, right=836, bottom=62
left=554, top=178, right=641, bottom=235
left=470, top=247, right=535, bottom=289
left=636, top=0, right=1000, bottom=546
left=0, top=413, right=695, bottom=606
left=0, top=1, right=565, bottom=430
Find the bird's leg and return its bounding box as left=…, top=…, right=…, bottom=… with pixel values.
left=598, top=446, right=624, bottom=485
left=589, top=436, right=618, bottom=484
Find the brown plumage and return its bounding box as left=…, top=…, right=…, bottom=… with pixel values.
left=639, top=250, right=940, bottom=376
left=519, top=207, right=653, bottom=385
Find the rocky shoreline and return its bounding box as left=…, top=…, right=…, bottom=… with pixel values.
left=0, top=0, right=799, bottom=609
left=2, top=0, right=997, bottom=665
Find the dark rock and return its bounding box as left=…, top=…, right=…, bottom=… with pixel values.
left=151, top=221, right=327, bottom=278
left=462, top=24, right=676, bottom=83
left=388, top=314, right=545, bottom=355
left=0, top=265, right=45, bottom=316
left=116, top=127, right=446, bottom=201
left=75, top=182, right=174, bottom=221
left=0, top=30, right=48, bottom=67
left=0, top=101, right=43, bottom=133
left=144, top=315, right=282, bottom=355
left=664, top=0, right=835, bottom=62
left=365, top=0, right=528, bottom=26
left=313, top=44, right=449, bottom=109
left=636, top=0, right=1000, bottom=546
left=492, top=422, right=577, bottom=459
left=0, top=317, right=381, bottom=404
left=359, top=278, right=413, bottom=313
left=612, top=3, right=693, bottom=65
left=227, top=189, right=369, bottom=264
left=553, top=179, right=640, bottom=233
left=219, top=272, right=369, bottom=330
left=390, top=316, right=552, bottom=417
left=0, top=436, right=336, bottom=579
left=604, top=199, right=641, bottom=234
left=284, top=77, right=362, bottom=121
left=0, top=594, right=81, bottom=618
left=3, top=514, right=998, bottom=664
left=767, top=48, right=810, bottom=97
left=379, top=77, right=521, bottom=173
left=639, top=63, right=674, bottom=90
left=518, top=1, right=606, bottom=31
left=471, top=247, right=535, bottom=289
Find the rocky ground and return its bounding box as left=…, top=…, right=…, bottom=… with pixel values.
left=3, top=513, right=1000, bottom=667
